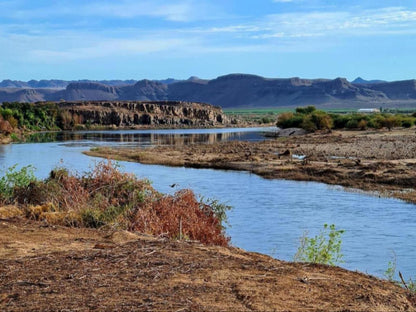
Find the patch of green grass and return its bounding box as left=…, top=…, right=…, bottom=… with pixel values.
left=224, top=108, right=292, bottom=115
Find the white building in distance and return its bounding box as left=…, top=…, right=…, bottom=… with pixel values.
left=358, top=108, right=380, bottom=113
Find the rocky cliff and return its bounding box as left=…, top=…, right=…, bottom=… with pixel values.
left=2, top=74, right=416, bottom=108
left=58, top=101, right=227, bottom=127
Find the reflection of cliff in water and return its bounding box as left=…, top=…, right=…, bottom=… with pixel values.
left=26, top=131, right=262, bottom=146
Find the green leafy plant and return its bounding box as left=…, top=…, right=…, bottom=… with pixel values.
left=199, top=196, right=232, bottom=230
left=1, top=102, right=60, bottom=131
left=0, top=164, right=37, bottom=202
left=384, top=253, right=416, bottom=293
left=384, top=252, right=397, bottom=281
left=294, top=224, right=345, bottom=266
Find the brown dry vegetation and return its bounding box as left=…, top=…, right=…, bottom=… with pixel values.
left=1, top=162, right=229, bottom=246
left=86, top=128, right=416, bottom=204
left=1, top=218, right=415, bottom=312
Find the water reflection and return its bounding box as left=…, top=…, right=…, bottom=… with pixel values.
left=27, top=128, right=270, bottom=147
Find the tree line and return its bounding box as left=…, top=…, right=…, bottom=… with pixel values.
left=277, top=106, right=416, bottom=131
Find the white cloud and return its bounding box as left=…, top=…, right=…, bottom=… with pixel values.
left=82, top=1, right=194, bottom=22
left=262, top=7, right=416, bottom=38
left=162, top=7, right=416, bottom=40
left=3, top=0, right=223, bottom=23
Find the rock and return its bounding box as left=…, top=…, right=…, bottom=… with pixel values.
left=0, top=119, right=13, bottom=135
left=274, top=128, right=308, bottom=137
left=58, top=101, right=228, bottom=128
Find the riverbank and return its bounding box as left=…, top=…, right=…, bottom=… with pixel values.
left=1, top=217, right=414, bottom=311
left=85, top=128, right=416, bottom=204
left=1, top=100, right=265, bottom=144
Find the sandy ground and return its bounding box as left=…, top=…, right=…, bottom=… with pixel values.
left=1, top=218, right=415, bottom=312
left=86, top=128, right=416, bottom=204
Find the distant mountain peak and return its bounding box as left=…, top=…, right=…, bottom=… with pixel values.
left=352, top=77, right=386, bottom=84
left=1, top=74, right=415, bottom=108
left=187, top=76, right=200, bottom=81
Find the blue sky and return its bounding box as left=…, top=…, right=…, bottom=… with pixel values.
left=1, top=0, right=416, bottom=81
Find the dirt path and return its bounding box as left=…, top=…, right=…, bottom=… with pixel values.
left=85, top=128, right=416, bottom=204
left=1, top=218, right=415, bottom=311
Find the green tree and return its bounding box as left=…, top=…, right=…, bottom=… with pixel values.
left=296, top=106, right=316, bottom=114
left=310, top=111, right=333, bottom=130
left=382, top=115, right=401, bottom=131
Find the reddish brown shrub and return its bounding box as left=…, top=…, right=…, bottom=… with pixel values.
left=7, top=161, right=230, bottom=246
left=131, top=189, right=229, bottom=246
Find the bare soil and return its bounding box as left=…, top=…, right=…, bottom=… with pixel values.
left=1, top=218, right=415, bottom=312
left=86, top=128, right=416, bottom=204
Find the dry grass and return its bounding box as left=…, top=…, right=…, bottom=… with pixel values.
left=0, top=205, right=23, bottom=219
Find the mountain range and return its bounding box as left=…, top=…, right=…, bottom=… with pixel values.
left=1, top=74, right=416, bottom=109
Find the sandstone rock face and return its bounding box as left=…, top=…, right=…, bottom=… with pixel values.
left=58, top=101, right=228, bottom=127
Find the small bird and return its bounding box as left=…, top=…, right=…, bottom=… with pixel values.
left=170, top=183, right=178, bottom=188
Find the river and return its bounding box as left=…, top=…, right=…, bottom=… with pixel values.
left=0, top=127, right=415, bottom=279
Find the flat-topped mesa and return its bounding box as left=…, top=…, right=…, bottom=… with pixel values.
left=58, top=100, right=228, bottom=127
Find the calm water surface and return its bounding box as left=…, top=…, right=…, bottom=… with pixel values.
left=0, top=127, right=414, bottom=278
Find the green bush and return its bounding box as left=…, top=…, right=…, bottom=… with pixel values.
left=369, top=114, right=385, bottom=129
left=294, top=224, right=345, bottom=266
left=80, top=208, right=105, bottom=228
left=277, top=107, right=332, bottom=131
left=260, top=116, right=275, bottom=124
left=0, top=102, right=60, bottom=131
left=199, top=197, right=232, bottom=230
left=277, top=112, right=300, bottom=128
left=382, top=115, right=401, bottom=130
left=300, top=115, right=317, bottom=132
left=0, top=164, right=37, bottom=202
left=310, top=111, right=333, bottom=130
left=278, top=108, right=415, bottom=131
left=357, top=119, right=368, bottom=130
left=345, top=119, right=359, bottom=129
left=296, top=106, right=316, bottom=114
left=401, top=118, right=414, bottom=128
left=331, top=114, right=350, bottom=128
